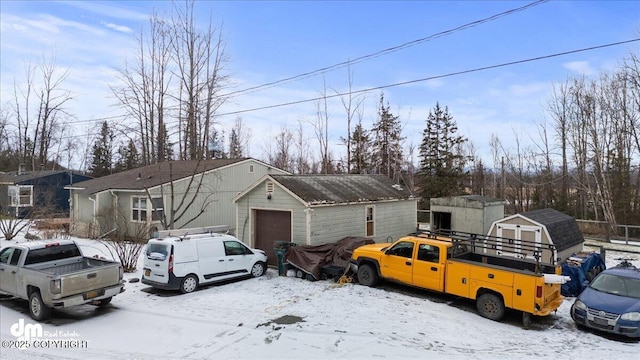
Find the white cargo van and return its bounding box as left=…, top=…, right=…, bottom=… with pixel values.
left=141, top=231, right=267, bottom=293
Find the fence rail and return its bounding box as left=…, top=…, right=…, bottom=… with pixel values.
left=416, top=211, right=640, bottom=245
left=575, top=220, right=640, bottom=245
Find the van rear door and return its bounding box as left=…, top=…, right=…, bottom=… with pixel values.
left=144, top=241, right=172, bottom=285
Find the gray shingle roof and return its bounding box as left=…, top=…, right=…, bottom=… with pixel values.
left=271, top=174, right=413, bottom=205
left=0, top=170, right=89, bottom=185
left=70, top=158, right=247, bottom=195
left=520, top=208, right=584, bottom=250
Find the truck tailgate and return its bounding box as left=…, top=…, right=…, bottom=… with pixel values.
left=60, top=264, right=121, bottom=298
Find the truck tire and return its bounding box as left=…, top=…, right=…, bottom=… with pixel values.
left=357, top=264, right=379, bottom=287
left=476, top=293, right=505, bottom=321
left=180, top=274, right=198, bottom=294
left=29, top=291, right=52, bottom=321
left=251, top=262, right=266, bottom=277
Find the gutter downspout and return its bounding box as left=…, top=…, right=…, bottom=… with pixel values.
left=89, top=196, right=96, bottom=238
left=110, top=191, right=119, bottom=230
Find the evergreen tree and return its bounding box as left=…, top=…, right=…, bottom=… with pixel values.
left=228, top=128, right=243, bottom=158
left=418, top=103, right=468, bottom=207
left=114, top=139, right=141, bottom=173
left=349, top=120, right=373, bottom=174
left=208, top=129, right=227, bottom=159
left=88, top=121, right=114, bottom=177
left=371, top=93, right=404, bottom=181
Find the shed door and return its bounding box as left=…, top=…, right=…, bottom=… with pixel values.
left=496, top=224, right=542, bottom=260
left=255, top=210, right=292, bottom=266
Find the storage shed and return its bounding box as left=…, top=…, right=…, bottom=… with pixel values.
left=429, top=195, right=505, bottom=235
left=234, top=174, right=417, bottom=266
left=487, top=208, right=584, bottom=265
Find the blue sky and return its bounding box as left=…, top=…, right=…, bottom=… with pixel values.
left=1, top=0, right=639, bottom=169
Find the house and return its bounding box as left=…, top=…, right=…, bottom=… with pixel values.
left=66, top=158, right=289, bottom=239
left=429, top=195, right=505, bottom=234
left=233, top=174, right=417, bottom=265
left=0, top=168, right=92, bottom=218
left=487, top=208, right=585, bottom=266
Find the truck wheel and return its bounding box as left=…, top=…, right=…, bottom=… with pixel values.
left=96, top=297, right=113, bottom=307
left=476, top=293, right=505, bottom=321
left=29, top=291, right=52, bottom=321
left=357, top=264, right=379, bottom=287
left=251, top=262, right=266, bottom=277
left=180, top=275, right=198, bottom=294
left=522, top=312, right=532, bottom=329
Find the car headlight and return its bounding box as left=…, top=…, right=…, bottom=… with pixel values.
left=573, top=300, right=587, bottom=311
left=620, top=312, right=640, bottom=321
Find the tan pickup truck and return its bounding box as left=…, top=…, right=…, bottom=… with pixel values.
left=0, top=239, right=125, bottom=321
left=350, top=231, right=567, bottom=327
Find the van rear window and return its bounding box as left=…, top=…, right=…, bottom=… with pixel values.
left=24, top=244, right=82, bottom=265
left=147, top=243, right=169, bottom=261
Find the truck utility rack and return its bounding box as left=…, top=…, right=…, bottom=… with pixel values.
left=155, top=225, right=230, bottom=241
left=413, top=229, right=558, bottom=274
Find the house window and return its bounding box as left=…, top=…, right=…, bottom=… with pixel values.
left=366, top=206, right=375, bottom=236
left=151, top=197, right=164, bottom=221
left=132, top=196, right=147, bottom=222
left=132, top=196, right=164, bottom=222
left=8, top=185, right=33, bottom=207
left=249, top=164, right=254, bottom=173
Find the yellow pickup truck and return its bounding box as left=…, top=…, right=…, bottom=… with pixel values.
left=350, top=231, right=566, bottom=327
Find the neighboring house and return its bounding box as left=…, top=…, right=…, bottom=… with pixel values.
left=0, top=168, right=92, bottom=218
left=66, top=158, right=289, bottom=239
left=234, top=174, right=417, bottom=265
left=487, top=208, right=585, bottom=266
left=429, top=195, right=505, bottom=234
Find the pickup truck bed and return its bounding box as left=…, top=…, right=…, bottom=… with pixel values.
left=0, top=240, right=125, bottom=321
left=29, top=257, right=113, bottom=276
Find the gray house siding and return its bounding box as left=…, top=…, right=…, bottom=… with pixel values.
left=235, top=181, right=305, bottom=246
left=308, top=199, right=417, bottom=245
left=234, top=175, right=418, bottom=248
left=70, top=159, right=287, bottom=239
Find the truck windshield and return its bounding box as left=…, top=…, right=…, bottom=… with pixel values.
left=24, top=244, right=82, bottom=265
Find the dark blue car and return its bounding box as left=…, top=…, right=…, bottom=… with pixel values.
left=570, top=261, right=640, bottom=338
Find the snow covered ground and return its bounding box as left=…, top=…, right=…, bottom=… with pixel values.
left=1, top=229, right=639, bottom=360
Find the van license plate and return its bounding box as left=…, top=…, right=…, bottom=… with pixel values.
left=145, top=269, right=150, bottom=277
left=85, top=290, right=99, bottom=299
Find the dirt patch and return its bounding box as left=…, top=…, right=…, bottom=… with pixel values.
left=257, top=315, right=305, bottom=328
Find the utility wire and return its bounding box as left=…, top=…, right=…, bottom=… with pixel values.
left=221, top=0, right=550, bottom=98
left=215, top=38, right=640, bottom=117
left=52, top=38, right=639, bottom=141
left=47, top=0, right=550, bottom=127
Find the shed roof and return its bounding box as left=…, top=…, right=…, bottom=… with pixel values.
left=68, top=158, right=248, bottom=195
left=270, top=174, right=413, bottom=205
left=0, top=170, right=89, bottom=185
left=430, top=195, right=505, bottom=208
left=519, top=208, right=584, bottom=250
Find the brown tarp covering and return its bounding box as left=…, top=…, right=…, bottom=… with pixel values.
left=283, top=236, right=375, bottom=280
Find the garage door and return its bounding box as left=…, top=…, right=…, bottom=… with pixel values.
left=255, top=210, right=292, bottom=266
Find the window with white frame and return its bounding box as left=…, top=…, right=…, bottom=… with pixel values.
left=8, top=185, right=33, bottom=207
left=366, top=206, right=375, bottom=237
left=132, top=196, right=164, bottom=222
left=131, top=196, right=147, bottom=222
left=151, top=197, right=164, bottom=221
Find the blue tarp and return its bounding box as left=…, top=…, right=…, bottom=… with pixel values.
left=561, top=252, right=606, bottom=297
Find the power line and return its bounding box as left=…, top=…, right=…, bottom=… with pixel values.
left=48, top=0, right=549, bottom=127
left=49, top=37, right=639, bottom=141
left=215, top=38, right=640, bottom=117
left=221, top=0, right=550, bottom=98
